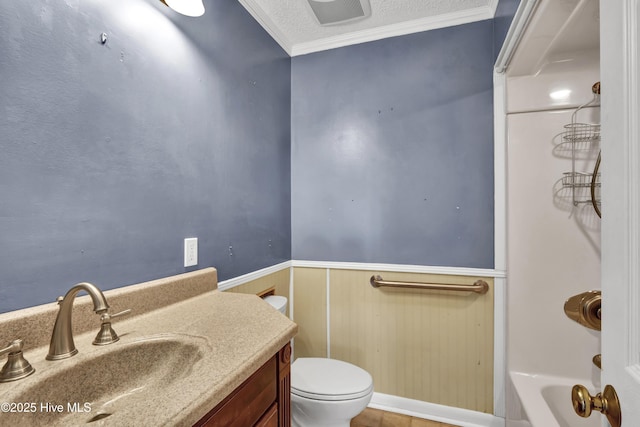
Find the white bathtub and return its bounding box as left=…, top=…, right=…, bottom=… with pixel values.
left=510, top=372, right=602, bottom=427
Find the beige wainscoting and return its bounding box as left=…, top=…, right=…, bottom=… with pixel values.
left=293, top=267, right=494, bottom=414
left=292, top=267, right=327, bottom=359
left=226, top=266, right=494, bottom=413
left=225, top=268, right=290, bottom=315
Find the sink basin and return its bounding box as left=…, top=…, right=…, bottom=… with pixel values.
left=0, top=334, right=207, bottom=426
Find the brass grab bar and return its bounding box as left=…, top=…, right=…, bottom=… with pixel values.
left=369, top=275, right=489, bottom=294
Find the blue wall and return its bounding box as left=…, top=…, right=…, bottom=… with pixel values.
left=291, top=21, right=495, bottom=268
left=0, top=0, right=291, bottom=313
left=0, top=1, right=520, bottom=313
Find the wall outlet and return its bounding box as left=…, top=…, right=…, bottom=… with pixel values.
left=184, top=238, right=198, bottom=267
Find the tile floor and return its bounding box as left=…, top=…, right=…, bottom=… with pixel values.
left=350, top=408, right=461, bottom=427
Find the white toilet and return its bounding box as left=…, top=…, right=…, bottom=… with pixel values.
left=263, top=295, right=288, bottom=315
left=290, top=357, right=373, bottom=427
left=264, top=295, right=374, bottom=427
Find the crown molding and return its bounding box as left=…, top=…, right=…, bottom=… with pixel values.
left=488, top=0, right=500, bottom=16
left=291, top=5, right=495, bottom=56
left=291, top=4, right=496, bottom=56
left=239, top=1, right=500, bottom=58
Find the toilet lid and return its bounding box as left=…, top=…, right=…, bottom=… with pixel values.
left=291, top=358, right=373, bottom=401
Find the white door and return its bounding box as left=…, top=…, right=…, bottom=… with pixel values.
left=600, top=0, right=640, bottom=425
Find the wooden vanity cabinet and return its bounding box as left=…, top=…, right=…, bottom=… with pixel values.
left=194, top=343, right=291, bottom=427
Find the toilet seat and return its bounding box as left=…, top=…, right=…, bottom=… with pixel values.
left=291, top=358, right=374, bottom=401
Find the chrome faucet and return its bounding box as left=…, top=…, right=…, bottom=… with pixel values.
left=47, top=282, right=110, bottom=360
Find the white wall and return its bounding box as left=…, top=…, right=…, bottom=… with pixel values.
left=507, top=104, right=601, bottom=379
left=504, top=65, right=602, bottom=426
left=506, top=50, right=601, bottom=384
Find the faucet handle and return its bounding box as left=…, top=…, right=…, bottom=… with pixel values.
left=93, top=309, right=131, bottom=346
left=0, top=339, right=35, bottom=383
left=0, top=339, right=23, bottom=358
left=564, top=290, right=601, bottom=330
left=108, top=309, right=132, bottom=320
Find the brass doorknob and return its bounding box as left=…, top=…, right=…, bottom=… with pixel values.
left=571, top=384, right=621, bottom=427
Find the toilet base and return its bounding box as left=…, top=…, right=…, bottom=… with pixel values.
left=291, top=391, right=373, bottom=427
left=292, top=420, right=351, bottom=427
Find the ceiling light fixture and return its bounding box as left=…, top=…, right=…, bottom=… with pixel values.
left=160, top=0, right=205, bottom=17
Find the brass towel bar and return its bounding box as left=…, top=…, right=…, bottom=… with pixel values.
left=369, top=275, right=489, bottom=295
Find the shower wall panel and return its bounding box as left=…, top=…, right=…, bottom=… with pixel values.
left=507, top=108, right=601, bottom=379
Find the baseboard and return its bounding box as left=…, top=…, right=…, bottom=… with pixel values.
left=369, top=392, right=505, bottom=427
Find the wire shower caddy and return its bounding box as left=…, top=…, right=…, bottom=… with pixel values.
left=560, top=82, right=601, bottom=217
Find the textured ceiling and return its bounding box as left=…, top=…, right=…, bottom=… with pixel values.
left=238, top=0, right=498, bottom=56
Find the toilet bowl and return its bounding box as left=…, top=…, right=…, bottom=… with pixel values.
left=291, top=357, right=373, bottom=427
left=263, top=295, right=374, bottom=426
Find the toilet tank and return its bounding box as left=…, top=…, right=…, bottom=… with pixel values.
left=264, top=295, right=287, bottom=315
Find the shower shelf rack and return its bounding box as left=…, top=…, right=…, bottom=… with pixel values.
left=560, top=84, right=601, bottom=213
left=563, top=122, right=600, bottom=144
left=562, top=171, right=600, bottom=189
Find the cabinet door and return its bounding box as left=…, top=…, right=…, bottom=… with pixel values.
left=255, top=404, right=278, bottom=427
left=195, top=357, right=277, bottom=427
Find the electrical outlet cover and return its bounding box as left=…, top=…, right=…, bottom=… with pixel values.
left=184, top=238, right=198, bottom=267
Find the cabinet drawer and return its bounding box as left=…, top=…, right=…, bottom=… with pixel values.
left=195, top=356, right=277, bottom=427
